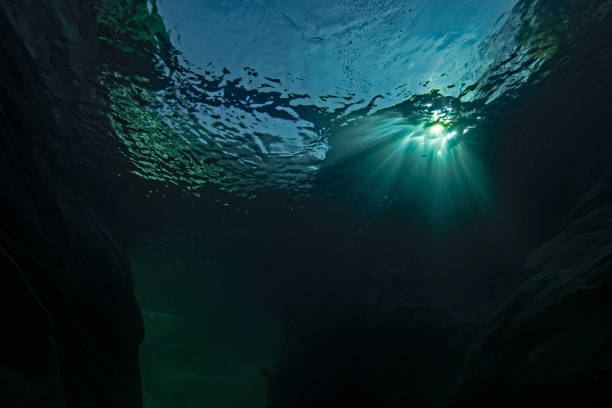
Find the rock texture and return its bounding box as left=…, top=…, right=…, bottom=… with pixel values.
left=268, top=172, right=612, bottom=407
left=451, top=171, right=612, bottom=406
left=0, top=1, right=143, bottom=406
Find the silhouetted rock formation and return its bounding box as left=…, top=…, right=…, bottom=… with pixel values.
left=451, top=171, right=612, bottom=406
left=268, top=172, right=612, bottom=407
left=0, top=1, right=143, bottom=406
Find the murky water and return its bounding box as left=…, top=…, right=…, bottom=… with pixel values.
left=82, top=0, right=612, bottom=406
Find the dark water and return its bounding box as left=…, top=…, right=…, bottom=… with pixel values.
left=2, top=0, right=612, bottom=407
left=96, top=0, right=612, bottom=406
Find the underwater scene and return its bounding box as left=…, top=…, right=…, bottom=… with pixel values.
left=1, top=0, right=612, bottom=407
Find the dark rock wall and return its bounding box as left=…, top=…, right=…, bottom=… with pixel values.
left=269, top=172, right=612, bottom=408
left=451, top=171, right=612, bottom=406
left=0, top=1, right=143, bottom=407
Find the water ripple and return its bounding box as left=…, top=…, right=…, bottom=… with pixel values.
left=95, top=0, right=611, bottom=198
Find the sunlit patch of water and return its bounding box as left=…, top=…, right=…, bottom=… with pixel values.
left=95, top=0, right=606, bottom=201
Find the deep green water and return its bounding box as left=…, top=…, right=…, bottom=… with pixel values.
left=84, top=1, right=612, bottom=406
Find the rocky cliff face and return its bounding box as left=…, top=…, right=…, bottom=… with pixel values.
left=0, top=1, right=143, bottom=406
left=268, top=171, right=612, bottom=407
left=451, top=171, right=612, bottom=406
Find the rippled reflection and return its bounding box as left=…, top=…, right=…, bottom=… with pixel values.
left=96, top=0, right=607, bottom=197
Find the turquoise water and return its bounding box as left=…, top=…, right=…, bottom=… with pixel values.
left=89, top=0, right=612, bottom=406
left=100, top=0, right=554, bottom=197
left=133, top=231, right=281, bottom=407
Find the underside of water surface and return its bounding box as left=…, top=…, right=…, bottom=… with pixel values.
left=1, top=0, right=612, bottom=407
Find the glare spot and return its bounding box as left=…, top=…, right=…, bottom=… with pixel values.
left=429, top=124, right=444, bottom=135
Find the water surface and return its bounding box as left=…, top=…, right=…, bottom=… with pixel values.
left=89, top=1, right=612, bottom=406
